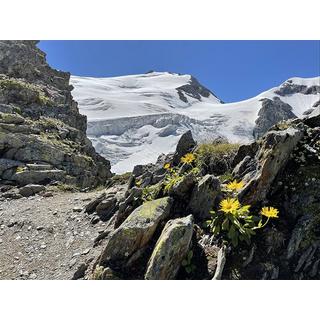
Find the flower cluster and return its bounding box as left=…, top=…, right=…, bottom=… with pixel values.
left=162, top=153, right=196, bottom=194
left=207, top=179, right=279, bottom=247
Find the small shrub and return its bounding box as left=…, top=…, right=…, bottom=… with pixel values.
left=48, top=183, right=78, bottom=192
left=196, top=142, right=240, bottom=160
left=195, top=142, right=240, bottom=175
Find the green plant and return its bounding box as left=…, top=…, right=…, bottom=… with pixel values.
left=181, top=250, right=196, bottom=274
left=196, top=142, right=239, bottom=163
left=207, top=199, right=256, bottom=247
left=142, top=184, right=161, bottom=202
left=162, top=153, right=196, bottom=194
left=219, top=171, right=233, bottom=182
left=206, top=180, right=279, bottom=247
left=163, top=172, right=183, bottom=194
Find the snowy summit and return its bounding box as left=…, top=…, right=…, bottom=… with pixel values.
left=71, top=72, right=320, bottom=173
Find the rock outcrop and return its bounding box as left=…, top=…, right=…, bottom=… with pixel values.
left=187, top=174, right=221, bottom=219
left=145, top=215, right=193, bottom=280
left=176, top=75, right=222, bottom=103
left=0, top=41, right=112, bottom=187
left=227, top=114, right=320, bottom=279
left=304, top=105, right=320, bottom=128
left=274, top=79, right=320, bottom=96
left=238, top=126, right=304, bottom=204
left=253, top=97, right=296, bottom=139
left=98, top=197, right=172, bottom=268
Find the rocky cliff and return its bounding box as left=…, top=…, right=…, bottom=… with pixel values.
left=0, top=41, right=112, bottom=188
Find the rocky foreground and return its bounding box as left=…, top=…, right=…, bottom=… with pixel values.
left=0, top=41, right=320, bottom=280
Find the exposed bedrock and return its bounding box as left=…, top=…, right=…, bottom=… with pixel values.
left=253, top=97, right=297, bottom=139
left=0, top=40, right=112, bottom=187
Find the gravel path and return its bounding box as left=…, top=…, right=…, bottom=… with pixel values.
left=0, top=190, right=107, bottom=280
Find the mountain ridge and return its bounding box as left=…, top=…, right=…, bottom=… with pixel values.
left=71, top=72, right=319, bottom=173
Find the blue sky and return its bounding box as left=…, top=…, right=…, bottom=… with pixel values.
left=38, top=41, right=319, bottom=102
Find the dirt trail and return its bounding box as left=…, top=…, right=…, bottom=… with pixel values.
left=0, top=190, right=107, bottom=280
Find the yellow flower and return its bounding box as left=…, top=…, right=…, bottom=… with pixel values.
left=227, top=180, right=244, bottom=192
left=181, top=153, right=195, bottom=164
left=164, top=163, right=171, bottom=170
left=261, top=207, right=279, bottom=218
left=220, top=198, right=240, bottom=214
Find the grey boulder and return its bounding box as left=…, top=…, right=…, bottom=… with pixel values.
left=19, top=184, right=46, bottom=197
left=145, top=215, right=193, bottom=280
left=99, top=197, right=172, bottom=266
left=187, top=174, right=221, bottom=219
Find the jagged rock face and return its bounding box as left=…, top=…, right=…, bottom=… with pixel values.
left=176, top=76, right=222, bottom=103
left=238, top=126, right=304, bottom=204
left=0, top=41, right=86, bottom=131
left=312, top=100, right=320, bottom=109
left=0, top=40, right=112, bottom=187
left=226, top=117, right=320, bottom=279
left=187, top=174, right=221, bottom=219
left=304, top=105, right=320, bottom=128
left=274, top=79, right=320, bottom=96
left=172, top=130, right=196, bottom=165
left=253, top=97, right=297, bottom=139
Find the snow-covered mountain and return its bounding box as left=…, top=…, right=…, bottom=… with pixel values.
left=71, top=72, right=320, bottom=173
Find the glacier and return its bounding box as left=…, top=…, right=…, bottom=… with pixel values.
left=70, top=72, right=320, bottom=173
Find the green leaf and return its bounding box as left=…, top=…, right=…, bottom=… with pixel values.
left=205, top=220, right=212, bottom=227
left=222, top=217, right=230, bottom=231
left=231, top=235, right=238, bottom=247
left=188, top=250, right=193, bottom=260
left=238, top=205, right=251, bottom=215
left=228, top=225, right=236, bottom=239
left=212, top=224, right=221, bottom=236
left=181, top=259, right=188, bottom=267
